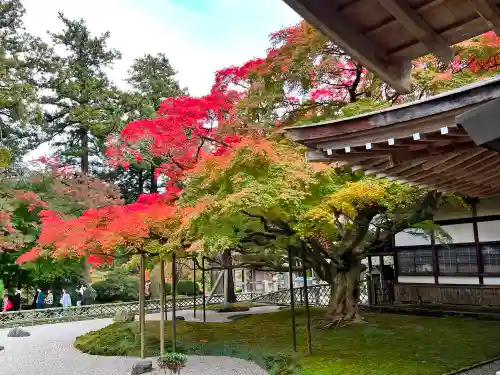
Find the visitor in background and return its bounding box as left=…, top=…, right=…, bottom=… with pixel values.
left=80, top=285, right=89, bottom=306
left=13, top=288, right=21, bottom=311
left=36, top=288, right=45, bottom=309
left=60, top=288, right=72, bottom=308
left=2, top=292, right=13, bottom=312
left=75, top=285, right=82, bottom=307
left=45, top=289, right=54, bottom=308
left=145, top=281, right=151, bottom=300
left=32, top=288, right=39, bottom=309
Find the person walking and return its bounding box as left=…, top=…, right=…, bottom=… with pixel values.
left=12, top=288, right=21, bottom=311
left=2, top=292, right=13, bottom=312
left=32, top=289, right=39, bottom=309
left=60, top=288, right=72, bottom=316
left=80, top=285, right=90, bottom=306
left=36, top=289, right=45, bottom=309
left=60, top=288, right=72, bottom=308
left=45, top=290, right=54, bottom=308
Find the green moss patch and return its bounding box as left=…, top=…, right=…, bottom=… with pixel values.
left=74, top=308, right=500, bottom=375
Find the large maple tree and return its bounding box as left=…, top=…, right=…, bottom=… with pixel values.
left=18, top=21, right=500, bottom=322
left=173, top=136, right=453, bottom=325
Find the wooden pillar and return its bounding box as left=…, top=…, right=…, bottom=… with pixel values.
left=431, top=232, right=439, bottom=284
left=241, top=269, right=246, bottom=293
left=471, top=199, right=484, bottom=285
left=159, top=259, right=165, bottom=356
left=139, top=253, right=146, bottom=358
left=367, top=256, right=373, bottom=305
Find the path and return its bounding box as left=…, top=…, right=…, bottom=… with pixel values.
left=145, top=305, right=281, bottom=322
left=457, top=359, right=500, bottom=375
left=0, top=308, right=271, bottom=375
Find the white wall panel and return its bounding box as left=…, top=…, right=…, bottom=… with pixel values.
left=398, top=276, right=434, bottom=284
left=438, top=276, right=479, bottom=285
left=434, top=203, right=472, bottom=220
left=395, top=230, right=431, bottom=247
left=477, top=220, right=500, bottom=242
left=483, top=277, right=500, bottom=285
left=477, top=197, right=500, bottom=216
left=436, top=223, right=474, bottom=244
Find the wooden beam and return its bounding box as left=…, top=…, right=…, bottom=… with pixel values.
left=378, top=0, right=453, bottom=63
left=471, top=0, right=500, bottom=36
left=407, top=149, right=490, bottom=181
left=282, top=0, right=412, bottom=92
left=398, top=151, right=465, bottom=179
left=305, top=150, right=330, bottom=162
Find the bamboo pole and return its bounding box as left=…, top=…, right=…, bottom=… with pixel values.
left=202, top=256, right=206, bottom=323
left=288, top=248, right=297, bottom=352
left=139, top=253, right=146, bottom=358
left=171, top=253, right=177, bottom=353
left=193, top=257, right=197, bottom=319
left=159, top=259, right=165, bottom=356
left=303, top=260, right=312, bottom=355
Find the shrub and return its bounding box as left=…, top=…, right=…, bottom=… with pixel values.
left=176, top=280, right=200, bottom=296
left=235, top=287, right=242, bottom=293
left=92, top=270, right=139, bottom=303
left=74, top=322, right=137, bottom=356
left=157, top=352, right=188, bottom=371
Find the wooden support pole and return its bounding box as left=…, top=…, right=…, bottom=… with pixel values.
left=171, top=253, right=177, bottom=353
left=202, top=256, right=206, bottom=323
left=139, top=253, right=146, bottom=359
left=193, top=257, right=197, bottom=318
left=159, top=259, right=165, bottom=356
left=224, top=268, right=230, bottom=307
left=288, top=248, right=297, bottom=352
left=303, top=260, right=312, bottom=356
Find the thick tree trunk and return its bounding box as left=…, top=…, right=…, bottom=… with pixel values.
left=216, top=249, right=237, bottom=304
left=138, top=168, right=144, bottom=195
left=80, top=128, right=89, bottom=173
left=150, top=166, right=158, bottom=193
left=324, top=260, right=366, bottom=327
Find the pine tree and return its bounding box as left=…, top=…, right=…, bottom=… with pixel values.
left=42, top=13, right=122, bottom=173
left=0, top=0, right=54, bottom=165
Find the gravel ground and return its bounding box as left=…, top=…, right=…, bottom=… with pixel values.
left=457, top=359, right=500, bottom=375
left=0, top=317, right=267, bottom=375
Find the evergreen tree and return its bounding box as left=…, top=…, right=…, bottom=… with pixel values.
left=0, top=0, right=54, bottom=165
left=42, top=13, right=122, bottom=173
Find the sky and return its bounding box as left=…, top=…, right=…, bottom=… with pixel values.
left=21, top=0, right=301, bottom=97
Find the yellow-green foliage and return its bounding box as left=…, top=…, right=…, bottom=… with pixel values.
left=177, top=137, right=442, bottom=260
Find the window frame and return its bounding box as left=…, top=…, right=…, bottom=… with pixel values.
left=396, top=246, right=434, bottom=276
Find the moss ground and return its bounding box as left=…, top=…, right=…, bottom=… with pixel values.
left=74, top=308, right=500, bottom=375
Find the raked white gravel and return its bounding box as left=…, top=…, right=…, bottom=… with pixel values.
left=0, top=317, right=267, bottom=375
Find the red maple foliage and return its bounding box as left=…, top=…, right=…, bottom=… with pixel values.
left=106, top=92, right=241, bottom=186
left=17, top=194, right=179, bottom=264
